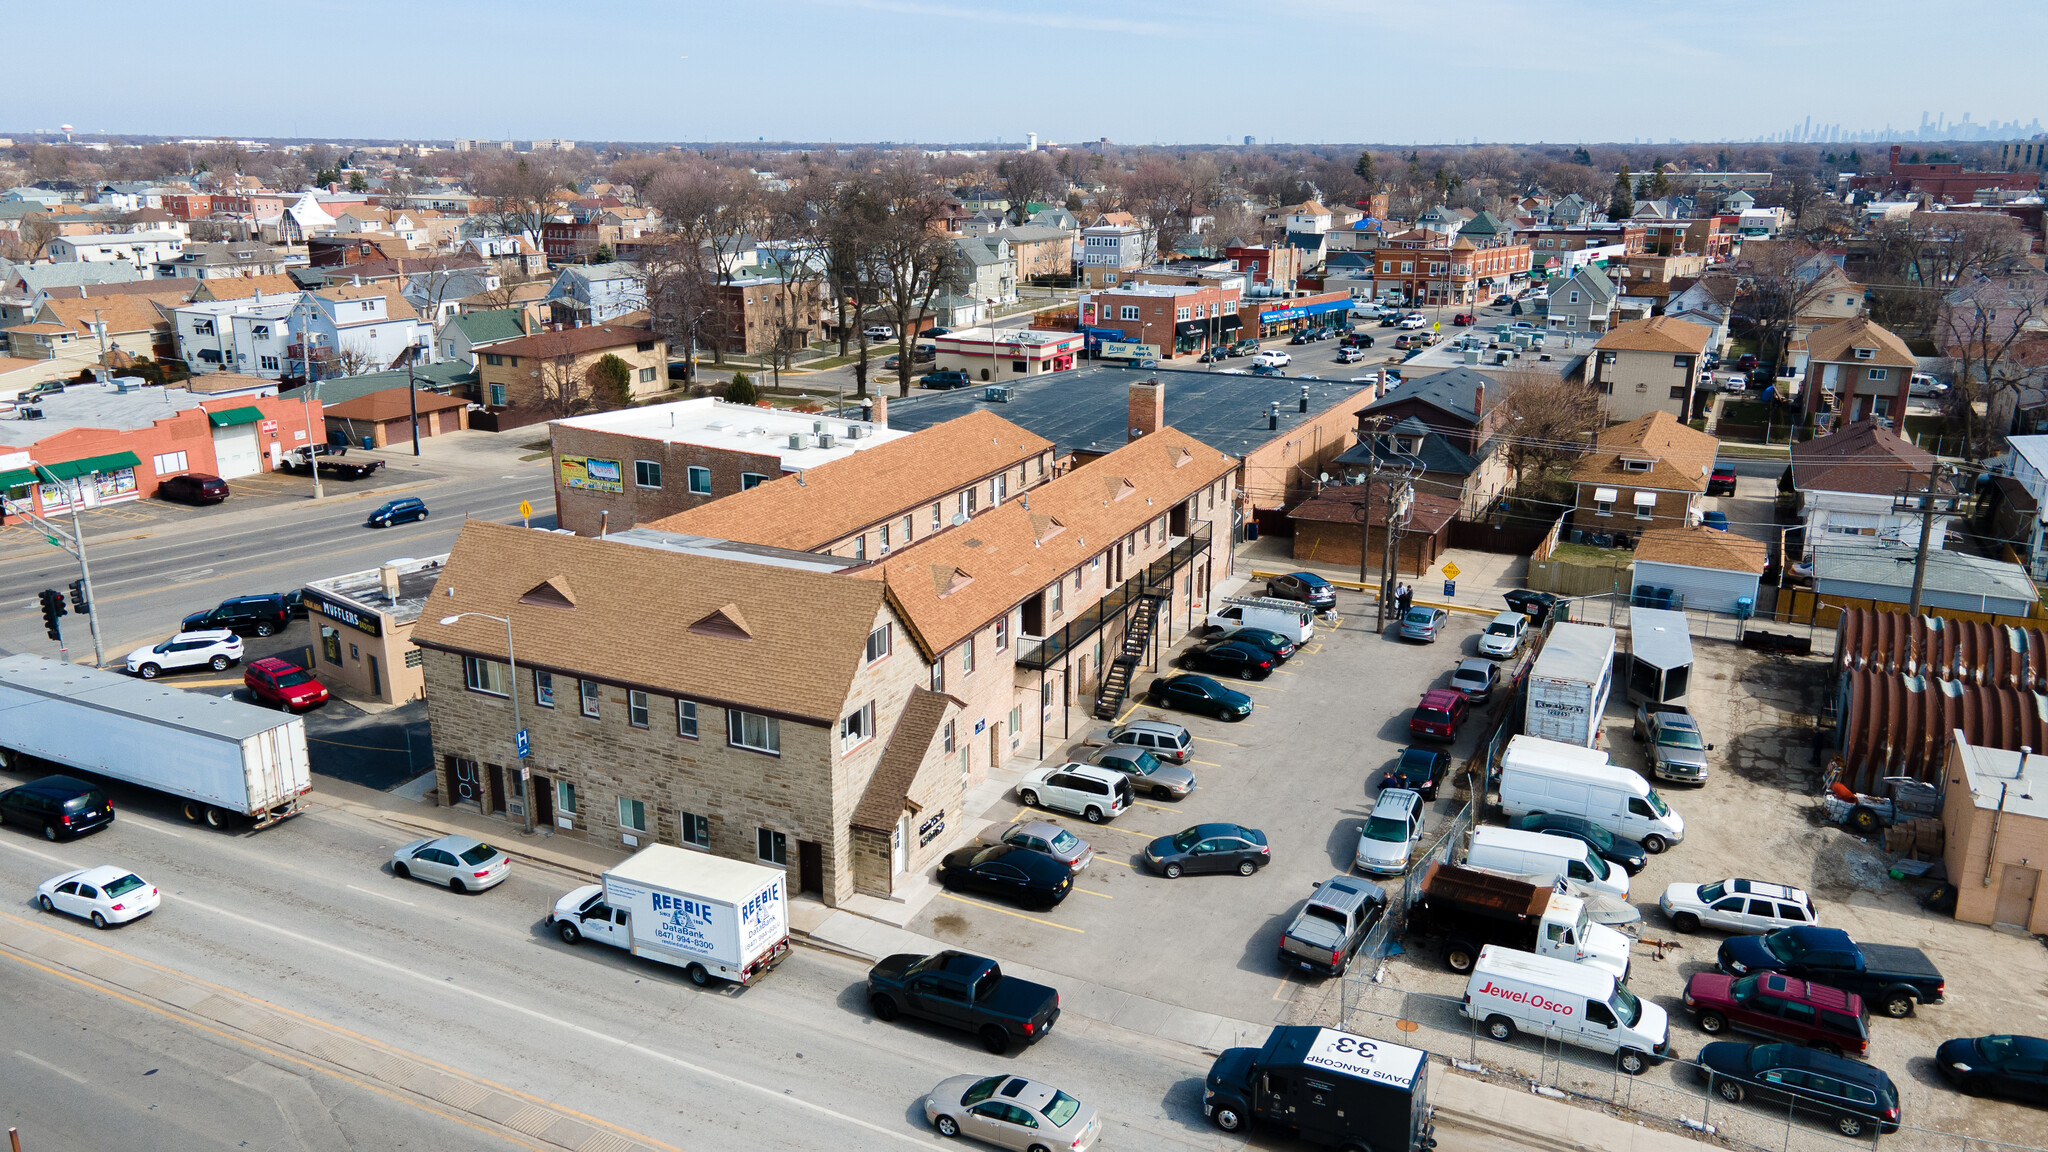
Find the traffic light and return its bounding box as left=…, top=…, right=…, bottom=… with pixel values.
left=37, top=588, right=66, bottom=642
left=67, top=578, right=87, bottom=614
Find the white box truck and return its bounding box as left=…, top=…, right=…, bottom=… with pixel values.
left=1462, top=945, right=1674, bottom=1075
left=0, top=654, right=311, bottom=829
left=551, top=845, right=790, bottom=987
left=1524, top=623, right=1615, bottom=748
left=1499, top=734, right=1686, bottom=852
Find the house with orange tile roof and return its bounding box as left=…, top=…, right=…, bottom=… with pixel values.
left=1587, top=316, right=1713, bottom=421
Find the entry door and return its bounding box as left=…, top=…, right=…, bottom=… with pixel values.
left=486, top=764, right=506, bottom=814
left=212, top=422, right=262, bottom=478
left=1994, top=865, right=2039, bottom=930
left=797, top=840, right=824, bottom=896
left=532, top=774, right=554, bottom=826
left=892, top=814, right=909, bottom=874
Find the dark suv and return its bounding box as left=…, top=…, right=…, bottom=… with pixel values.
left=158, top=473, right=229, bottom=504
left=920, top=369, right=972, bottom=390
left=1266, top=571, right=1336, bottom=611
left=0, top=776, right=114, bottom=841
left=182, top=594, right=291, bottom=637
left=1699, top=1042, right=1899, bottom=1137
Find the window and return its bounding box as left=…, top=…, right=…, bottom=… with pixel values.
left=841, top=701, right=875, bottom=750
left=259, top=355, right=280, bottom=372
left=1596, top=499, right=1615, bottom=515
left=680, top=812, right=710, bottom=848
left=995, top=616, right=1008, bottom=649
left=489, top=383, right=507, bottom=406
left=1569, top=291, right=1580, bottom=303
left=1866, top=368, right=1888, bottom=380
left=579, top=679, right=601, bottom=717
left=637, top=366, right=657, bottom=383
left=1621, top=459, right=1651, bottom=472
left=853, top=534, right=866, bottom=561
left=618, top=797, right=648, bottom=832
left=963, top=487, right=977, bottom=516
left=962, top=636, right=976, bottom=674
left=687, top=467, right=712, bottom=494
left=1674, top=355, right=1691, bottom=369
left=741, top=472, right=767, bottom=489
left=1854, top=347, right=1874, bottom=360
left=677, top=699, right=698, bottom=737
left=866, top=624, right=891, bottom=663
left=728, top=709, right=780, bottom=754
left=930, top=655, right=946, bottom=692
left=942, top=720, right=956, bottom=753
left=1009, top=705, right=1022, bottom=739
left=152, top=451, right=188, bottom=474
left=992, top=473, right=1007, bottom=503
left=902, top=514, right=914, bottom=542
left=535, top=670, right=554, bottom=707
left=1119, top=305, right=1140, bottom=321
left=634, top=460, right=662, bottom=488
left=931, top=502, right=943, bottom=531
left=1401, top=261, right=1414, bottom=273
left=557, top=779, right=576, bottom=814
left=1175, top=306, right=1191, bottom=321
left=1050, top=580, right=1063, bottom=616
left=627, top=690, right=650, bottom=728
left=462, top=656, right=510, bottom=696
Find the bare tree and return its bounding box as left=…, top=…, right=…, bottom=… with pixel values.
left=1940, top=273, right=2048, bottom=460
left=1864, top=212, right=2028, bottom=339
left=330, top=340, right=378, bottom=378
left=16, top=214, right=60, bottom=260
left=864, top=163, right=964, bottom=398
left=997, top=152, right=1061, bottom=225
left=1739, top=242, right=1839, bottom=366
left=522, top=352, right=595, bottom=422
left=472, top=156, right=567, bottom=244
left=1492, top=370, right=1604, bottom=502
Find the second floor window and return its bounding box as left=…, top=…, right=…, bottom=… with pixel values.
left=995, top=616, right=1008, bottom=650
left=688, top=467, right=712, bottom=494
left=635, top=460, right=662, bottom=488
left=627, top=690, right=650, bottom=728
left=866, top=625, right=891, bottom=662
left=462, top=656, right=509, bottom=696
left=579, top=679, right=601, bottom=718
left=841, top=701, right=874, bottom=750
left=534, top=670, right=554, bottom=707
left=677, top=699, right=699, bottom=737
left=728, top=709, right=780, bottom=754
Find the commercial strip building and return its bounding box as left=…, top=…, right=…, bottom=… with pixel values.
left=0, top=378, right=321, bottom=520
left=300, top=555, right=445, bottom=705
left=929, top=327, right=1084, bottom=378
left=1077, top=284, right=1241, bottom=360
left=547, top=397, right=908, bottom=535
left=412, top=427, right=1236, bottom=905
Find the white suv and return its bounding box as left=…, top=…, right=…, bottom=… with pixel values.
left=1660, top=878, right=1817, bottom=934
left=1016, top=763, right=1132, bottom=823
left=125, top=630, right=244, bottom=679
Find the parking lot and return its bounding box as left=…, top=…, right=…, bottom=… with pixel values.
left=906, top=587, right=1491, bottom=1027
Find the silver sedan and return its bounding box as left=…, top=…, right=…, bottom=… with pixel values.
left=390, top=834, right=510, bottom=893
left=924, top=1074, right=1100, bottom=1151
left=1087, top=745, right=1197, bottom=800
left=976, top=820, right=1095, bottom=872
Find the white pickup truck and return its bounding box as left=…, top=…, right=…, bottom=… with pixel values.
left=551, top=845, right=790, bottom=987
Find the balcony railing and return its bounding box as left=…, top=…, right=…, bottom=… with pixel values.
left=1016, top=523, right=1211, bottom=671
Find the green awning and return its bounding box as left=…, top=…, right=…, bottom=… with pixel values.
left=40, top=452, right=141, bottom=481
left=0, top=467, right=37, bottom=489
left=207, top=406, right=265, bottom=427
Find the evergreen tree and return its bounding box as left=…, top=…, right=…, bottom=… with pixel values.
left=1648, top=162, right=1671, bottom=198
left=1571, top=147, right=1593, bottom=166
left=1353, top=150, right=1376, bottom=187
left=724, top=372, right=758, bottom=404
left=1608, top=165, right=1635, bottom=219
left=588, top=354, right=633, bottom=410
left=347, top=171, right=368, bottom=193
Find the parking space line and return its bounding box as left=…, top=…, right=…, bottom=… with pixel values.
left=1272, top=970, right=1300, bottom=1001
left=1189, top=759, right=1223, bottom=768
left=1090, top=823, right=1155, bottom=840
left=1273, top=669, right=1298, bottom=676
left=1071, top=887, right=1113, bottom=900
left=1093, top=857, right=1135, bottom=870
left=1236, top=680, right=1285, bottom=691
left=1191, top=736, right=1240, bottom=747
left=1133, top=800, right=1178, bottom=813
left=937, top=893, right=1085, bottom=933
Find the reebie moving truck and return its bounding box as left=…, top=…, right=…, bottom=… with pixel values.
left=551, top=844, right=791, bottom=986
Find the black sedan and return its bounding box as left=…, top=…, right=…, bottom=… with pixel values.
left=1143, top=823, right=1269, bottom=878
left=1383, top=747, right=1451, bottom=800
left=1503, top=588, right=1563, bottom=624
left=1936, top=1035, right=2048, bottom=1105
left=1699, top=1042, right=1900, bottom=1137
left=1210, top=626, right=1296, bottom=663
left=1146, top=674, right=1252, bottom=721
left=1179, top=640, right=1275, bottom=681
left=937, top=844, right=1072, bottom=909
left=1511, top=812, right=1649, bottom=875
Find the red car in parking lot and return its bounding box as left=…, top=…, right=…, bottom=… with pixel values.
left=1452, top=313, right=1475, bottom=326
left=244, top=658, right=329, bottom=711
left=1408, top=688, right=1469, bottom=741
left=1684, top=971, right=1870, bottom=1057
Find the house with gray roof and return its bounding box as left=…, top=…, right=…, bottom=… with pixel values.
left=1339, top=366, right=1513, bottom=512
left=1813, top=539, right=2037, bottom=617
left=950, top=236, right=1017, bottom=305
left=541, top=262, right=642, bottom=325
left=1546, top=265, right=1618, bottom=334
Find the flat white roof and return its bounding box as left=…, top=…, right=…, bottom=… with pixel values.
left=552, top=397, right=908, bottom=468
left=1951, top=731, right=2048, bottom=821
left=605, top=843, right=783, bottom=902
left=0, top=653, right=303, bottom=743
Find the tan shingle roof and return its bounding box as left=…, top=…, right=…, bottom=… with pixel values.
left=856, top=427, right=1236, bottom=658
left=38, top=294, right=175, bottom=337
left=1634, top=526, right=1767, bottom=575
left=850, top=686, right=962, bottom=833
left=1571, top=411, right=1719, bottom=493
left=648, top=411, right=1051, bottom=551
left=316, top=280, right=418, bottom=320
left=191, top=274, right=302, bottom=301
left=1805, top=316, right=1915, bottom=368
left=1595, top=316, right=1712, bottom=355
left=411, top=520, right=882, bottom=724
left=1789, top=420, right=1936, bottom=496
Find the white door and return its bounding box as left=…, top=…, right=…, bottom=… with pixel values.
left=212, top=423, right=262, bottom=479
left=892, top=814, right=909, bottom=874
left=267, top=441, right=282, bottom=468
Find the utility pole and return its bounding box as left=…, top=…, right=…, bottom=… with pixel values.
left=1365, top=422, right=1420, bottom=634
left=294, top=294, right=324, bottom=500
left=1894, top=465, right=1963, bottom=618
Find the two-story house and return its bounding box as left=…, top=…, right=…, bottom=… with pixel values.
left=46, top=230, right=185, bottom=268
left=153, top=241, right=293, bottom=280
left=1543, top=265, right=1618, bottom=334
left=1587, top=316, right=1712, bottom=422
left=1788, top=421, right=1946, bottom=559
left=1079, top=214, right=1149, bottom=289
left=1802, top=317, right=1916, bottom=428
left=1570, top=410, right=1718, bottom=535
left=1335, top=367, right=1511, bottom=513
left=542, top=262, right=643, bottom=326
left=472, top=324, right=667, bottom=425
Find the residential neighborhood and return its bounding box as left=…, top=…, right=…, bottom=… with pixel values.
left=2, top=15, right=2047, bottom=1152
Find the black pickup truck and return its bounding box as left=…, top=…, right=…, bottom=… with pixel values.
left=866, top=950, right=1060, bottom=1054
left=1718, top=926, right=1945, bottom=1019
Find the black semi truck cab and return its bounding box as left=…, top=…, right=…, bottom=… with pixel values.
left=1205, top=1025, right=1435, bottom=1151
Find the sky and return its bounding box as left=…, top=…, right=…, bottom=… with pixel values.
left=7, top=0, right=2044, bottom=147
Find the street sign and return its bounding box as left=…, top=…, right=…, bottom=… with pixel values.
left=1440, top=561, right=1462, bottom=581
left=515, top=728, right=531, bottom=759
left=518, top=499, right=533, bottom=519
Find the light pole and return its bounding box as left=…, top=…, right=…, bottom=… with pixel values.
left=439, top=611, right=530, bottom=833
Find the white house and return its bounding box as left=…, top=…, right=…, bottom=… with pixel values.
left=171, top=297, right=298, bottom=377
left=1788, top=421, right=1947, bottom=559
left=46, top=230, right=185, bottom=268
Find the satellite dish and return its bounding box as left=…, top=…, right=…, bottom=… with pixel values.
left=950, top=513, right=966, bottom=526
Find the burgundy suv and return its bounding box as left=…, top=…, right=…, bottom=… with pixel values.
left=1684, top=971, right=1869, bottom=1057
left=1408, top=688, right=1469, bottom=741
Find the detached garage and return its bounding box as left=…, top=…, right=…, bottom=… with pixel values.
left=1631, top=526, right=1767, bottom=613
left=321, top=388, right=472, bottom=450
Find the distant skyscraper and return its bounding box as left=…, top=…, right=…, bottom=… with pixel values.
left=1244, top=135, right=1255, bottom=146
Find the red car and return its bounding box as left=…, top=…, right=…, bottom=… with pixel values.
left=1408, top=687, right=1468, bottom=741
left=1451, top=313, right=1475, bottom=326
left=244, top=657, right=329, bottom=711
left=1683, top=971, right=1869, bottom=1057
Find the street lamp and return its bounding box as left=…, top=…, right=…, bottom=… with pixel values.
left=439, top=611, right=530, bottom=833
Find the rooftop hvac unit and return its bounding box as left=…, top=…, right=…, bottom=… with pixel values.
left=818, top=432, right=836, bottom=448
left=19, top=407, right=43, bottom=420
left=844, top=425, right=863, bottom=439
left=788, top=432, right=804, bottom=450
left=984, top=385, right=1015, bottom=402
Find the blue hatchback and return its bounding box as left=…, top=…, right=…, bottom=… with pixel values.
left=366, top=497, right=429, bottom=527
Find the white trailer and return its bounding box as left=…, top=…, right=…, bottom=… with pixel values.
left=551, top=844, right=791, bottom=987
left=1523, top=623, right=1616, bottom=748
left=0, top=654, right=311, bottom=829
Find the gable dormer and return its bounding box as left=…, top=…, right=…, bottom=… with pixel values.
left=1853, top=346, right=1874, bottom=360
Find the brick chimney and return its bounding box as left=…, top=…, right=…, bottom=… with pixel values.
left=1128, top=379, right=1164, bottom=441
left=1473, top=380, right=1486, bottom=417
left=871, top=392, right=889, bottom=428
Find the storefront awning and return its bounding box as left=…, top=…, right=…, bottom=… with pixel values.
left=1593, top=487, right=1619, bottom=503
left=0, top=467, right=38, bottom=489
left=208, top=406, right=265, bottom=428
left=41, top=452, right=140, bottom=481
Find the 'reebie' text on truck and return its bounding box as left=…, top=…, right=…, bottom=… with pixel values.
left=865, top=950, right=1061, bottom=1055
left=550, top=845, right=790, bottom=987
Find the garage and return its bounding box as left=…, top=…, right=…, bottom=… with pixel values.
left=1630, top=526, right=1766, bottom=613
left=208, top=406, right=266, bottom=479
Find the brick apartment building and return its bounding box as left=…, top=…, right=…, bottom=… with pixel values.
left=413, top=426, right=1236, bottom=905
left=1079, top=283, right=1242, bottom=358
left=710, top=276, right=825, bottom=356
left=1802, top=317, right=1917, bottom=428
left=1570, top=411, right=1717, bottom=535
left=1371, top=230, right=1532, bottom=306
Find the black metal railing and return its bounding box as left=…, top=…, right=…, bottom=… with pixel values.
left=1016, top=523, right=1211, bottom=671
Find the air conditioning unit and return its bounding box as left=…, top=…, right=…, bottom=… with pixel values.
left=818, top=433, right=837, bottom=448
left=984, top=386, right=1015, bottom=403
left=19, top=407, right=44, bottom=420
left=844, top=425, right=863, bottom=439
left=788, top=433, right=804, bottom=450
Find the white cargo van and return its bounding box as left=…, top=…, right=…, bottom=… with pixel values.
left=1206, top=595, right=1315, bottom=644
left=1462, top=946, right=1673, bottom=1075
left=1466, top=825, right=1630, bottom=900
left=1498, top=734, right=1686, bottom=853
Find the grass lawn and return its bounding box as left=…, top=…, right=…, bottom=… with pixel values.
left=1549, top=542, right=1633, bottom=567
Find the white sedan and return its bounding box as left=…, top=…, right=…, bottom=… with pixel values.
left=1661, top=878, right=1817, bottom=934
left=391, top=834, right=511, bottom=893
left=125, top=629, right=243, bottom=679
left=38, top=865, right=160, bottom=928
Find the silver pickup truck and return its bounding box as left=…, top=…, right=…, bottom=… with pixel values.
left=1634, top=703, right=1712, bottom=783
left=1278, top=876, right=1386, bottom=978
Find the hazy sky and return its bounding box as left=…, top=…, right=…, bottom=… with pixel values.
left=8, top=0, right=2043, bottom=145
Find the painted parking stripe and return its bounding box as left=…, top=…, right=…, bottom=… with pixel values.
left=1191, top=736, right=1241, bottom=747
left=1071, top=887, right=1114, bottom=900
left=1190, top=759, right=1224, bottom=768
left=1089, top=822, right=1156, bottom=840
left=1132, top=800, right=1178, bottom=813
left=937, top=892, right=1085, bottom=933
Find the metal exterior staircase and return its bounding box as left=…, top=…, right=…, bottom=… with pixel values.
left=1093, top=589, right=1166, bottom=719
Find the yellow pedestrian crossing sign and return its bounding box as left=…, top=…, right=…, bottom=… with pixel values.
left=1440, top=562, right=1461, bottom=581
